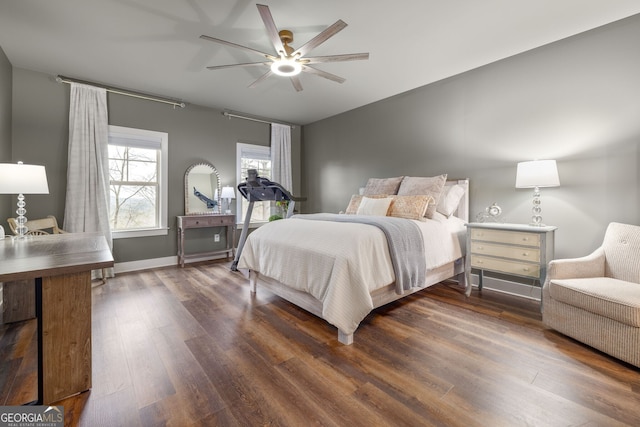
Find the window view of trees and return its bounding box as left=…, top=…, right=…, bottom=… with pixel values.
left=108, top=145, right=159, bottom=230
left=239, top=148, right=272, bottom=223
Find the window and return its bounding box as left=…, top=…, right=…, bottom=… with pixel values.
left=108, top=125, right=168, bottom=238
left=236, top=143, right=271, bottom=224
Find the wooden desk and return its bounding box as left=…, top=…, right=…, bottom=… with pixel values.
left=0, top=233, right=113, bottom=404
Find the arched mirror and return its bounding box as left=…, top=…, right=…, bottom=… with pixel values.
left=184, top=162, right=221, bottom=215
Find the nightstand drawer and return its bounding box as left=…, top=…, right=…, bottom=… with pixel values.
left=470, top=255, right=540, bottom=279
left=470, top=228, right=540, bottom=247
left=470, top=241, right=541, bottom=263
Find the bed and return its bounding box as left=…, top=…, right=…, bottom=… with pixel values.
left=237, top=176, right=470, bottom=344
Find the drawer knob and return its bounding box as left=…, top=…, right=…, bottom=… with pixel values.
left=477, top=245, right=484, bottom=250
left=476, top=260, right=483, bottom=264
left=523, top=267, right=530, bottom=272
left=522, top=252, right=529, bottom=256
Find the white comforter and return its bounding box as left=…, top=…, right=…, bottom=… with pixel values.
left=237, top=214, right=465, bottom=335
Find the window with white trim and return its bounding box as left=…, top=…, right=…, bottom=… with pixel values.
left=236, top=143, right=271, bottom=224
left=108, top=125, right=168, bottom=238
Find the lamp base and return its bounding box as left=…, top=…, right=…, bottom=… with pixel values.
left=529, top=187, right=545, bottom=227
left=15, top=193, right=28, bottom=239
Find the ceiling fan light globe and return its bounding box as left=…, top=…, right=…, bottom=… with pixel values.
left=271, top=58, right=302, bottom=76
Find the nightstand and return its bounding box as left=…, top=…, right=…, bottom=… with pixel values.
left=465, top=222, right=556, bottom=295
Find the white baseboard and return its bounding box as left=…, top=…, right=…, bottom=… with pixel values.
left=114, top=257, right=541, bottom=302
left=114, top=253, right=231, bottom=274
left=469, top=273, right=541, bottom=301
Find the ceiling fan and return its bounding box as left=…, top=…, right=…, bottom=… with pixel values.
left=200, top=4, right=369, bottom=92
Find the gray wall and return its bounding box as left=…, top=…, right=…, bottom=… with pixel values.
left=9, top=68, right=302, bottom=263
left=0, top=47, right=10, bottom=314
left=302, top=14, right=640, bottom=260
left=0, top=47, right=11, bottom=222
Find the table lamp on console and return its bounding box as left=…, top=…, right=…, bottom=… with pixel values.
left=221, top=186, right=236, bottom=214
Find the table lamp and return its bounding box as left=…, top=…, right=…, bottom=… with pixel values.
left=221, top=186, right=236, bottom=214
left=0, top=161, right=50, bottom=238
left=515, top=159, right=559, bottom=226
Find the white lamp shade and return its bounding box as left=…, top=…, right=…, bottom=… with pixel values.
left=0, top=163, right=50, bottom=194
left=220, top=186, right=236, bottom=199
left=515, top=160, right=560, bottom=188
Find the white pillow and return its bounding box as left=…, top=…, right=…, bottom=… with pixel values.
left=357, top=196, right=394, bottom=216
left=436, top=184, right=465, bottom=217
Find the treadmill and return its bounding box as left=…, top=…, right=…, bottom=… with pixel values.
left=231, top=169, right=297, bottom=271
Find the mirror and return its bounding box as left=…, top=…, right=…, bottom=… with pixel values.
left=184, top=162, right=221, bottom=215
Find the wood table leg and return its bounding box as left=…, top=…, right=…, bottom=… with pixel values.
left=40, top=271, right=92, bottom=404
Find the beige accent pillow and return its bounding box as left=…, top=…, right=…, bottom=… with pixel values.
left=345, top=194, right=388, bottom=214
left=362, top=176, right=403, bottom=196
left=436, top=184, right=465, bottom=217
left=356, top=196, right=394, bottom=216
left=388, top=195, right=434, bottom=221
left=397, top=174, right=448, bottom=219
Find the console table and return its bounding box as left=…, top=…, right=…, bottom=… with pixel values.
left=177, top=214, right=235, bottom=267
left=0, top=232, right=113, bottom=404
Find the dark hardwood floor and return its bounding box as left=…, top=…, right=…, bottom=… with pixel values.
left=2, top=261, right=639, bottom=426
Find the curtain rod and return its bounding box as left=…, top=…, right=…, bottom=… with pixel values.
left=222, top=111, right=296, bottom=128
left=56, top=75, right=186, bottom=109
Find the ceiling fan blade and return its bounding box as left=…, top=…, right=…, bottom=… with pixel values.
left=206, top=62, right=271, bottom=71
left=293, top=20, right=347, bottom=57
left=301, top=65, right=345, bottom=84
left=303, top=53, right=369, bottom=64
left=290, top=76, right=303, bottom=92
left=248, top=70, right=273, bottom=89
left=200, top=34, right=276, bottom=60
left=256, top=4, right=285, bottom=55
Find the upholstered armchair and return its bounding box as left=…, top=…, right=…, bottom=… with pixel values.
left=542, top=222, right=640, bottom=367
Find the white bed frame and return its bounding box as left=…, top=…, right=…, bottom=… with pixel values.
left=248, top=179, right=470, bottom=345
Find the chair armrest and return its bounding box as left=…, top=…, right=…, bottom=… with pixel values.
left=547, top=246, right=606, bottom=281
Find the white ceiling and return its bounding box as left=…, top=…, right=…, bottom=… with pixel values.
left=1, top=1, right=639, bottom=125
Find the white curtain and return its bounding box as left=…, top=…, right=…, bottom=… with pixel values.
left=64, top=83, right=113, bottom=279
left=270, top=123, right=292, bottom=192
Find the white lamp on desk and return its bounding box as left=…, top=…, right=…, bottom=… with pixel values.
left=0, top=161, right=50, bottom=239
left=221, top=186, right=236, bottom=214
left=515, top=159, right=560, bottom=227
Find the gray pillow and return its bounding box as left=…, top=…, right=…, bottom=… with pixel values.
left=362, top=176, right=403, bottom=196
left=397, top=174, right=448, bottom=219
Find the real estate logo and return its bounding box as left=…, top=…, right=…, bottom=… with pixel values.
left=0, top=406, right=63, bottom=427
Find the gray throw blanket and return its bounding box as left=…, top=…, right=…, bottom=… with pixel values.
left=291, top=214, right=426, bottom=294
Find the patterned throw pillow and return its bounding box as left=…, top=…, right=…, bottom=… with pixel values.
left=387, top=195, right=434, bottom=220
